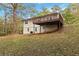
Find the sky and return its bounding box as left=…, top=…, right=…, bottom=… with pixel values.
left=34, top=3, right=69, bottom=11
left=0, top=3, right=69, bottom=17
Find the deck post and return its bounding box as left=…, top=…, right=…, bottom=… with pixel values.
left=57, top=21, right=61, bottom=29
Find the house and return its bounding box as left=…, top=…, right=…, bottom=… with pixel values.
left=23, top=13, right=64, bottom=34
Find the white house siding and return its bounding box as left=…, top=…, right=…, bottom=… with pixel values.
left=23, top=22, right=29, bottom=34
left=23, top=21, right=41, bottom=34
left=34, top=25, right=40, bottom=33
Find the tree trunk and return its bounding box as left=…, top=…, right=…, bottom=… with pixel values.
left=11, top=3, right=18, bottom=34
left=4, top=9, right=7, bottom=34
left=12, top=9, right=17, bottom=33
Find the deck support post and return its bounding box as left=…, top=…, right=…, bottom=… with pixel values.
left=57, top=21, right=61, bottom=30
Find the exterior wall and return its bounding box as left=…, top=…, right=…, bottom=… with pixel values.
left=23, top=21, right=29, bottom=34
left=23, top=21, right=58, bottom=34
left=23, top=21, right=41, bottom=34
left=40, top=25, right=58, bottom=33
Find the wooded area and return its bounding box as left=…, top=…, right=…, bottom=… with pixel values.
left=0, top=3, right=79, bottom=36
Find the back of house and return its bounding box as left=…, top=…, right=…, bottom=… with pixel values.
left=23, top=13, right=64, bottom=34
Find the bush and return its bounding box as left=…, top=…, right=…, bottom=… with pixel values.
left=0, top=31, right=7, bottom=36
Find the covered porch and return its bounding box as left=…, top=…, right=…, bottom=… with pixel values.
left=33, top=20, right=63, bottom=33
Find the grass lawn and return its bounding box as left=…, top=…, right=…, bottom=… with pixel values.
left=0, top=24, right=79, bottom=56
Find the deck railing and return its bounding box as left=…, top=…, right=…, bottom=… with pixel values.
left=33, top=15, right=59, bottom=24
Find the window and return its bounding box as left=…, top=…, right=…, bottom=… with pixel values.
left=25, top=21, right=28, bottom=24
left=35, top=27, right=37, bottom=32
left=27, top=27, right=29, bottom=32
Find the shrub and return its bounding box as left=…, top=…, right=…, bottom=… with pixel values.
left=0, top=31, right=7, bottom=36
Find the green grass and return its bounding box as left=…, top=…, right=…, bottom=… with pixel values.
left=0, top=24, right=79, bottom=56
